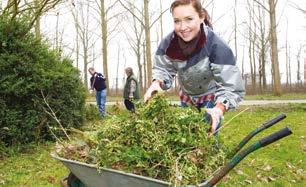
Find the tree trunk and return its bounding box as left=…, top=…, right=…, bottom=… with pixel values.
left=34, top=0, right=41, bottom=39
left=269, top=0, right=281, bottom=95
left=252, top=22, right=257, bottom=91
left=6, top=0, right=18, bottom=16
left=100, top=0, right=110, bottom=91
left=285, top=20, right=289, bottom=88
left=143, top=42, right=147, bottom=89
left=144, top=0, right=152, bottom=87
left=75, top=3, right=79, bottom=69
left=304, top=50, right=306, bottom=86
left=159, top=0, right=164, bottom=40
left=241, top=44, right=245, bottom=79
left=55, top=12, right=59, bottom=49
left=297, top=51, right=301, bottom=86
left=84, top=47, right=89, bottom=89
left=288, top=46, right=292, bottom=90
left=136, top=46, right=143, bottom=95
left=116, top=45, right=120, bottom=96
left=234, top=0, right=238, bottom=61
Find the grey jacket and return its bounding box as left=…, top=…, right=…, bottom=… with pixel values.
left=152, top=25, right=245, bottom=110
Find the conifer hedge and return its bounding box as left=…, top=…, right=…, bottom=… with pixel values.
left=0, top=15, right=86, bottom=145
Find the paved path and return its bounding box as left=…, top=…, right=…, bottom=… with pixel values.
left=240, top=100, right=306, bottom=105
left=87, top=100, right=306, bottom=106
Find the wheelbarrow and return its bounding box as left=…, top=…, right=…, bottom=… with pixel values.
left=52, top=113, right=292, bottom=187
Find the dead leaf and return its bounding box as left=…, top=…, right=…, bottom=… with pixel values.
left=47, top=176, right=56, bottom=184
left=268, top=176, right=276, bottom=181
left=296, top=169, right=304, bottom=175
left=235, top=169, right=245, bottom=176
left=223, top=175, right=232, bottom=182
left=55, top=142, right=64, bottom=154
left=300, top=144, right=306, bottom=152
left=286, top=162, right=295, bottom=169
left=263, top=165, right=272, bottom=172
left=244, top=179, right=252, bottom=184
left=256, top=173, right=262, bottom=179
left=256, top=173, right=270, bottom=183
left=302, top=173, right=306, bottom=180
left=272, top=143, right=280, bottom=149
left=187, top=152, right=198, bottom=164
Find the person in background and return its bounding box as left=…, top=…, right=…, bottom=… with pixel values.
left=144, top=0, right=245, bottom=134
left=123, top=67, right=140, bottom=112
left=88, top=67, right=107, bottom=117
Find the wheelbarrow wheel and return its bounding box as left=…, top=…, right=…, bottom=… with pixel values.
left=66, top=172, right=85, bottom=187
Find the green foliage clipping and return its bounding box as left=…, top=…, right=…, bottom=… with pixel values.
left=57, top=95, right=227, bottom=186
left=0, top=15, right=86, bottom=145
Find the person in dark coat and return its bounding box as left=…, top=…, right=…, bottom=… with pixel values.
left=88, top=67, right=107, bottom=117
left=123, top=67, right=140, bottom=112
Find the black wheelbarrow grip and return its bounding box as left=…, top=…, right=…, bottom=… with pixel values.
left=199, top=127, right=292, bottom=187
left=262, top=113, right=286, bottom=129
left=259, top=126, right=292, bottom=147
left=231, top=113, right=286, bottom=156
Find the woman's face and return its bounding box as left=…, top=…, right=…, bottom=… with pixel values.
left=172, top=4, right=204, bottom=42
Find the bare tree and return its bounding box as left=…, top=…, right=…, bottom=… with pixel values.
left=296, top=44, right=305, bottom=87
left=123, top=1, right=145, bottom=94
left=254, top=1, right=269, bottom=92
left=143, top=0, right=153, bottom=87
left=3, top=0, right=64, bottom=34
left=72, top=2, right=80, bottom=69
left=289, top=1, right=306, bottom=15
left=93, top=0, right=121, bottom=92
left=285, top=19, right=290, bottom=88
left=247, top=0, right=256, bottom=92
left=34, top=0, right=41, bottom=38
left=118, top=0, right=168, bottom=89
left=268, top=0, right=281, bottom=95
left=115, top=43, right=120, bottom=95
left=234, top=0, right=238, bottom=60
left=254, top=0, right=282, bottom=95
left=71, top=1, right=98, bottom=89
left=159, top=0, right=164, bottom=40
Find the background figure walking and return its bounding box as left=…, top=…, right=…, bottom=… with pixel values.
left=123, top=67, right=140, bottom=112
left=88, top=67, right=107, bottom=117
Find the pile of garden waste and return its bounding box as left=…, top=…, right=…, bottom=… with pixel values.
left=54, top=95, right=227, bottom=185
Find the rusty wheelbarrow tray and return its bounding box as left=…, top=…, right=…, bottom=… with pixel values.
left=52, top=114, right=292, bottom=187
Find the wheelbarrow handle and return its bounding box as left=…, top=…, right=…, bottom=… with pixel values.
left=262, top=113, right=286, bottom=129
left=259, top=125, right=292, bottom=147
left=231, top=113, right=286, bottom=156
left=199, top=127, right=292, bottom=187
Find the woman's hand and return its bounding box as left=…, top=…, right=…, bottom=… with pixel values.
left=144, top=80, right=163, bottom=103
left=205, top=103, right=225, bottom=134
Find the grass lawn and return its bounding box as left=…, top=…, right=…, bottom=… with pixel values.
left=218, top=104, right=306, bottom=186
left=0, top=104, right=305, bottom=186
left=0, top=143, right=68, bottom=187
left=86, top=93, right=306, bottom=102
left=244, top=93, right=306, bottom=100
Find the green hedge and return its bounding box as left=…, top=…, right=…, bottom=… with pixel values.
left=0, top=15, right=86, bottom=145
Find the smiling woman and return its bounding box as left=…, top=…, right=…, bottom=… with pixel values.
left=144, top=0, right=245, bottom=134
